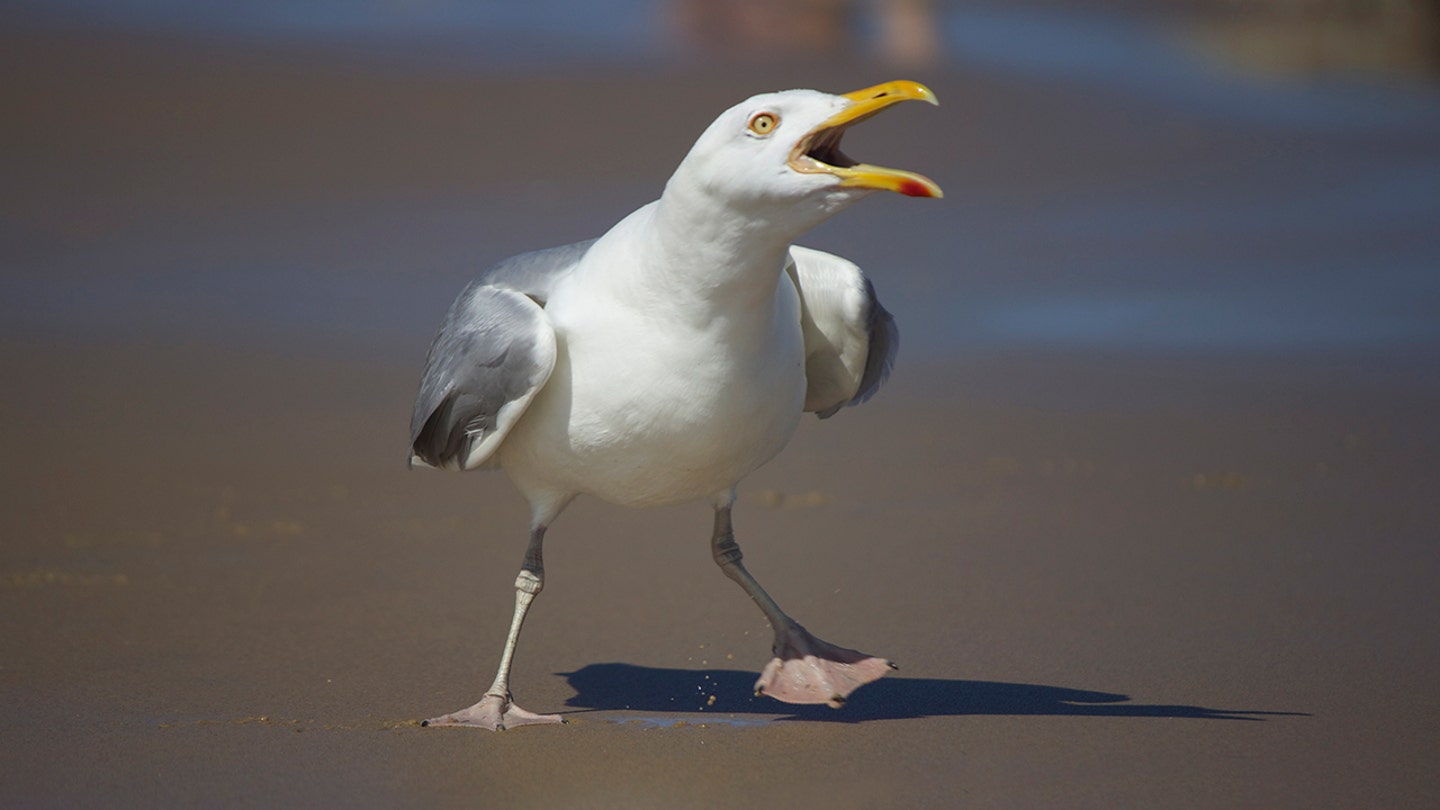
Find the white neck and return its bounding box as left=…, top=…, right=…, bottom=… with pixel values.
left=638, top=175, right=801, bottom=310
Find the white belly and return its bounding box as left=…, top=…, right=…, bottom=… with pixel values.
left=499, top=276, right=807, bottom=508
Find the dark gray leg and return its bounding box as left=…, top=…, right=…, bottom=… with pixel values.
left=710, top=503, right=895, bottom=708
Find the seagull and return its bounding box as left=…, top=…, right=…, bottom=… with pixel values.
left=410, top=80, right=941, bottom=730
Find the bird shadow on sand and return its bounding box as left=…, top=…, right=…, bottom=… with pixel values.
left=558, top=663, right=1304, bottom=723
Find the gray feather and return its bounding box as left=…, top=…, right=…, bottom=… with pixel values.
left=480, top=239, right=596, bottom=303
left=410, top=241, right=594, bottom=470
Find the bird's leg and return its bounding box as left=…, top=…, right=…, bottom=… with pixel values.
left=423, top=525, right=565, bottom=730
left=710, top=503, right=894, bottom=708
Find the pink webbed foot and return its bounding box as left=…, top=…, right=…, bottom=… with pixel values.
left=422, top=693, right=565, bottom=731
left=755, top=624, right=896, bottom=708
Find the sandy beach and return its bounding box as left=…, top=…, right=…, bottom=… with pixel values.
left=3, top=9, right=1439, bottom=807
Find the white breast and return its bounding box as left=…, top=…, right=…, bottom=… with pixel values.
left=498, top=244, right=807, bottom=508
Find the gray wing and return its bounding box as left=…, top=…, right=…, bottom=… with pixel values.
left=409, top=241, right=594, bottom=470
left=785, top=245, right=899, bottom=419
left=479, top=238, right=596, bottom=304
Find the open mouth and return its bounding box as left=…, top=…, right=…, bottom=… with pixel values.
left=794, top=125, right=859, bottom=172
left=787, top=80, right=943, bottom=199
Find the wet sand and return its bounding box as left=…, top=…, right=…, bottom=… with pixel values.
left=3, top=21, right=1439, bottom=808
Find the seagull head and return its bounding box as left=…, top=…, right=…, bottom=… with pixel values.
left=666, top=81, right=942, bottom=232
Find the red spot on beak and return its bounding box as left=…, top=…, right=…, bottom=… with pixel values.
left=898, top=180, right=934, bottom=198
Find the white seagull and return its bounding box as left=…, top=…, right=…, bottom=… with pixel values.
left=410, top=80, right=941, bottom=730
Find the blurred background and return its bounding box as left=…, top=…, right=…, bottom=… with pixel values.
left=2, top=0, right=1437, bottom=373
left=3, top=5, right=1439, bottom=805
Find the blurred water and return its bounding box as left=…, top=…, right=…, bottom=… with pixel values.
left=3, top=2, right=1438, bottom=359
left=907, top=157, right=1440, bottom=353
left=943, top=8, right=1440, bottom=133
left=6, top=0, right=663, bottom=65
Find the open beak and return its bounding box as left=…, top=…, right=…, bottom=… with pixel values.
left=788, top=80, right=943, bottom=199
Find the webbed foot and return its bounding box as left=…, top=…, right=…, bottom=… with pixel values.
left=422, top=693, right=565, bottom=731
left=755, top=625, right=895, bottom=708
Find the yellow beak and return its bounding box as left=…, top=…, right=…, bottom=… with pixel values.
left=788, top=80, right=943, bottom=199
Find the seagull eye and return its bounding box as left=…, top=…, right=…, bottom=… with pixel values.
left=747, top=113, right=778, bottom=136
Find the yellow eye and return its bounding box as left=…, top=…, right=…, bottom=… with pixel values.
left=748, top=113, right=778, bottom=136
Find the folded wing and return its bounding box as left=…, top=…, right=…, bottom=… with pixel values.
left=409, top=241, right=594, bottom=470
left=785, top=245, right=899, bottom=419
